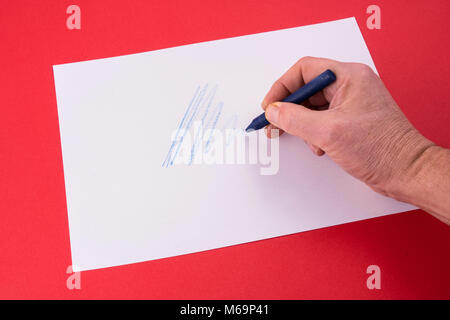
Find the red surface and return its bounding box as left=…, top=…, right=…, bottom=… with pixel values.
left=1, top=0, right=449, bottom=299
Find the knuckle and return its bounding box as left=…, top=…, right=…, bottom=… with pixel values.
left=270, top=78, right=287, bottom=96
left=355, top=63, right=375, bottom=78
left=272, top=78, right=283, bottom=90
left=297, top=56, right=314, bottom=66
left=278, top=105, right=292, bottom=130
left=322, top=120, right=345, bottom=146
left=299, top=56, right=313, bottom=62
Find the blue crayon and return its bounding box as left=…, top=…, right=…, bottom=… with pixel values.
left=245, top=69, right=336, bottom=132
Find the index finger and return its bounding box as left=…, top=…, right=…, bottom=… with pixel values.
left=261, top=56, right=347, bottom=110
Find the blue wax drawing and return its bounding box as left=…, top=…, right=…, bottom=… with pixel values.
left=189, top=86, right=218, bottom=165
left=168, top=85, right=207, bottom=165
left=162, top=85, right=201, bottom=167
left=204, top=102, right=223, bottom=153
left=162, top=84, right=237, bottom=167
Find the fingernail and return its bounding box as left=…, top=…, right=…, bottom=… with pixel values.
left=265, top=103, right=280, bottom=125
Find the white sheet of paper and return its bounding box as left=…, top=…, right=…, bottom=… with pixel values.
left=54, top=17, right=414, bottom=271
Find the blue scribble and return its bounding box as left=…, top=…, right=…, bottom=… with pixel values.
left=204, top=102, right=223, bottom=153
left=162, top=86, right=200, bottom=167
left=169, top=84, right=208, bottom=165
left=162, top=84, right=227, bottom=167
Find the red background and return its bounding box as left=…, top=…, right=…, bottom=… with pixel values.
left=1, top=0, right=449, bottom=299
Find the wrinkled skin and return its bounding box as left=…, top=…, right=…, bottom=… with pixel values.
left=262, top=57, right=450, bottom=225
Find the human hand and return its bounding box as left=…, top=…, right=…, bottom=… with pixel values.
left=262, top=57, right=435, bottom=199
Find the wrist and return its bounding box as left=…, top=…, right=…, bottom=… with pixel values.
left=387, top=142, right=443, bottom=205
left=384, top=131, right=437, bottom=203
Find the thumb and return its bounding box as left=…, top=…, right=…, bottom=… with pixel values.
left=265, top=102, right=327, bottom=145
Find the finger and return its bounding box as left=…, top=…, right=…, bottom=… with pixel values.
left=306, top=141, right=325, bottom=156
left=265, top=124, right=284, bottom=138
left=302, top=99, right=329, bottom=111
left=261, top=80, right=290, bottom=110
left=263, top=81, right=327, bottom=109
left=265, top=101, right=330, bottom=146
left=308, top=91, right=328, bottom=106
left=263, top=56, right=349, bottom=107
